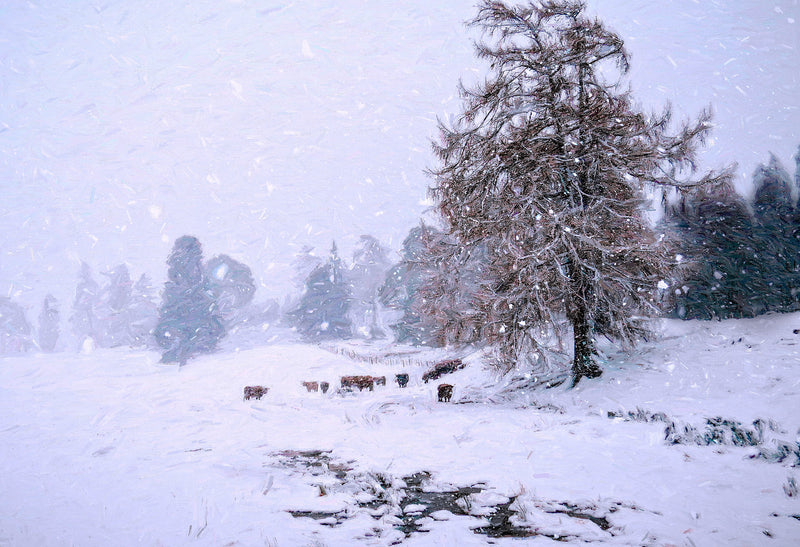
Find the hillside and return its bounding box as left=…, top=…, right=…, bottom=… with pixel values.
left=1, top=314, right=799, bottom=545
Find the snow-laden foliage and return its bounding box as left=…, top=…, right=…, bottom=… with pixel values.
left=69, top=262, right=101, bottom=350
left=347, top=235, right=391, bottom=339
left=428, top=0, right=728, bottom=384
left=287, top=242, right=352, bottom=341
left=127, top=274, right=159, bottom=348
left=205, top=254, right=256, bottom=322
left=753, top=152, right=795, bottom=221
left=95, top=264, right=134, bottom=348
left=379, top=223, right=484, bottom=347
left=290, top=246, right=323, bottom=296
left=154, top=236, right=225, bottom=364
left=36, top=294, right=60, bottom=352
left=379, top=224, right=441, bottom=346
left=415, top=230, right=488, bottom=348
left=0, top=297, right=32, bottom=354
left=664, top=149, right=800, bottom=319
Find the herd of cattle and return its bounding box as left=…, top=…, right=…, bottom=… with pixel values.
left=243, top=358, right=464, bottom=403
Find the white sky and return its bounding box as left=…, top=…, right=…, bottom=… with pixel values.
left=1, top=0, right=798, bottom=311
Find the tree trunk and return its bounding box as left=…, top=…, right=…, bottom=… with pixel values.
left=567, top=260, right=603, bottom=387
left=570, top=300, right=602, bottom=387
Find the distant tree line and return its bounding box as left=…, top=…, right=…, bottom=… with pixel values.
left=0, top=236, right=262, bottom=362
left=662, top=148, right=800, bottom=319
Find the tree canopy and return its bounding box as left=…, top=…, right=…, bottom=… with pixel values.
left=429, top=0, right=727, bottom=384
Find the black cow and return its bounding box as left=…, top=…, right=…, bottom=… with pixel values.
left=437, top=383, right=453, bottom=402
left=243, top=385, right=268, bottom=400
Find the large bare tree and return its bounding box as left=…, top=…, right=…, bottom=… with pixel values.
left=429, top=0, right=728, bottom=385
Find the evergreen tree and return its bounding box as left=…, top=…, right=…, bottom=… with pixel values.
left=664, top=181, right=764, bottom=319
left=429, top=1, right=726, bottom=385
left=291, top=245, right=323, bottom=294
left=794, top=145, right=800, bottom=202
left=416, top=230, right=488, bottom=347
left=97, top=264, right=134, bottom=347
left=205, top=254, right=256, bottom=322
left=347, top=235, right=390, bottom=339
left=288, top=241, right=352, bottom=341
left=0, top=297, right=32, bottom=354
left=128, top=274, right=159, bottom=348
left=154, top=236, right=225, bottom=364
left=379, top=224, right=443, bottom=345
left=37, top=294, right=60, bottom=352
left=69, top=261, right=100, bottom=350
left=751, top=153, right=800, bottom=311
left=753, top=153, right=794, bottom=222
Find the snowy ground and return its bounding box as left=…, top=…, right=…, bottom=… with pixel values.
left=1, top=314, right=799, bottom=546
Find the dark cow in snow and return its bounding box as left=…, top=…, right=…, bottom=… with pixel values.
left=320, top=382, right=330, bottom=394
left=396, top=373, right=409, bottom=388
left=422, top=359, right=465, bottom=383
left=437, top=383, right=454, bottom=403
left=243, top=385, right=269, bottom=401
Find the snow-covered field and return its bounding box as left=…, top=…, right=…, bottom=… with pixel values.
left=1, top=315, right=799, bottom=546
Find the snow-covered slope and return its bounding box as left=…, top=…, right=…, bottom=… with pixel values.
left=1, top=314, right=798, bottom=545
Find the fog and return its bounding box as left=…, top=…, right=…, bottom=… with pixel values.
left=1, top=0, right=797, bottom=312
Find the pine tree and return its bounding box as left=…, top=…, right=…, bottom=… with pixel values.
left=37, top=294, right=60, bottom=352
left=751, top=153, right=800, bottom=311
left=97, top=264, right=134, bottom=347
left=128, top=274, right=158, bottom=348
left=288, top=241, right=352, bottom=341
left=69, top=262, right=100, bottom=350
left=205, top=254, right=256, bottom=322
left=379, top=224, right=443, bottom=346
left=416, top=230, right=488, bottom=347
left=0, top=297, right=32, bottom=354
left=154, top=236, right=225, bottom=364
left=291, top=245, right=323, bottom=294
left=429, top=1, right=727, bottom=385
left=348, top=235, right=390, bottom=339
left=664, top=181, right=763, bottom=319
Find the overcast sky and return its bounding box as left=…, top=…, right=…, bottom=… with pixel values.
left=1, top=0, right=798, bottom=312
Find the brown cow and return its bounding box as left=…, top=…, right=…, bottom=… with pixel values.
left=302, top=381, right=319, bottom=392
left=243, top=385, right=268, bottom=401
left=437, top=383, right=453, bottom=402
left=340, top=375, right=375, bottom=391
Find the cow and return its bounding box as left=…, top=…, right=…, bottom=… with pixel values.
left=243, top=385, right=268, bottom=401
left=302, top=381, right=319, bottom=392
left=422, top=359, right=465, bottom=383
left=320, top=382, right=330, bottom=394
left=372, top=376, right=386, bottom=387
left=437, top=383, right=454, bottom=403
left=340, top=375, right=375, bottom=391
left=396, top=373, right=409, bottom=388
